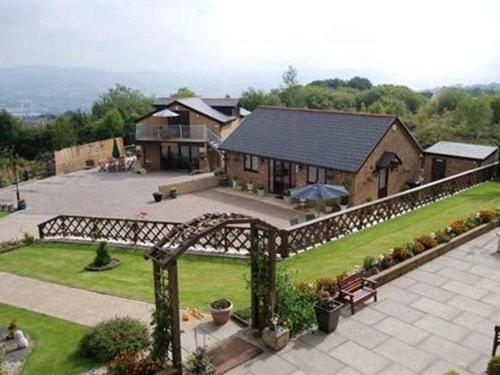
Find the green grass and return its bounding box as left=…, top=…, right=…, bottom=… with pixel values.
left=0, top=180, right=498, bottom=312
left=0, top=211, right=9, bottom=219
left=0, top=303, right=96, bottom=374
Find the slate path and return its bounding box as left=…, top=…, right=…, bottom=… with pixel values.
left=228, top=229, right=500, bottom=375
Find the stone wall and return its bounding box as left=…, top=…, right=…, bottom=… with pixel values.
left=54, top=137, right=125, bottom=175
left=158, top=173, right=219, bottom=196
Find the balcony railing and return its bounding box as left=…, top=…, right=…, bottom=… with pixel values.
left=136, top=124, right=220, bottom=144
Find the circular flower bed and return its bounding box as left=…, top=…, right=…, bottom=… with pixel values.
left=0, top=327, right=32, bottom=375
left=84, top=258, right=121, bottom=272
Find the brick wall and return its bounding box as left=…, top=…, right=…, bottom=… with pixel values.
left=423, top=150, right=498, bottom=182
left=158, top=174, right=219, bottom=196
left=351, top=120, right=423, bottom=205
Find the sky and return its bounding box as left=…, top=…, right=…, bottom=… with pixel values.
left=0, top=0, right=499, bottom=88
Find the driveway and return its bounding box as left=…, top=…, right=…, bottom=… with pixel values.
left=0, top=169, right=293, bottom=239
left=229, top=229, right=500, bottom=375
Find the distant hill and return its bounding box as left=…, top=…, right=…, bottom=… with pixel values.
left=0, top=65, right=378, bottom=116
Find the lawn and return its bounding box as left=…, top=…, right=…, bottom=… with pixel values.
left=0, top=303, right=96, bottom=374
left=0, top=211, right=9, bottom=219
left=0, top=180, right=498, bottom=311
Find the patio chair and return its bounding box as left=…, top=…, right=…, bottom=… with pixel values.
left=493, top=325, right=500, bottom=356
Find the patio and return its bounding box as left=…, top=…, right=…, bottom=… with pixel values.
left=228, top=228, right=500, bottom=375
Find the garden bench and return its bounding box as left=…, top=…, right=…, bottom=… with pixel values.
left=338, top=273, right=377, bottom=315
left=493, top=325, right=500, bottom=356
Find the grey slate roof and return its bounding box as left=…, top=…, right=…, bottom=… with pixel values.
left=153, top=97, right=235, bottom=123
left=425, top=141, right=497, bottom=160
left=203, top=98, right=240, bottom=107
left=219, top=106, right=398, bottom=172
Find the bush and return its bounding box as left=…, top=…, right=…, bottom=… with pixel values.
left=449, top=220, right=467, bottom=236
left=488, top=356, right=500, bottom=375
left=464, top=214, right=481, bottom=229
left=378, top=254, right=394, bottom=270
left=392, top=247, right=412, bottom=262
left=210, top=298, right=231, bottom=310
left=411, top=240, right=426, bottom=255
left=443, top=371, right=460, bottom=375
left=479, top=209, right=496, bottom=224
left=107, top=351, right=162, bottom=375
left=93, top=242, right=111, bottom=267
left=415, top=235, right=438, bottom=250
left=276, top=272, right=315, bottom=336
left=362, top=255, right=376, bottom=271
left=22, top=232, right=35, bottom=245
left=315, top=277, right=338, bottom=296
left=80, top=317, right=149, bottom=363
left=435, top=229, right=450, bottom=244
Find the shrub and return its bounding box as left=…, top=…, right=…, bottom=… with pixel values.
left=315, top=277, right=338, bottom=296
left=411, top=240, right=426, bottom=255
left=276, top=272, right=315, bottom=336
left=22, top=232, right=35, bottom=245
left=443, top=371, right=460, bottom=375
left=336, top=272, right=348, bottom=283
left=107, top=351, right=162, bottom=375
left=415, top=235, right=438, bottom=250
left=449, top=220, right=467, bottom=235
left=7, top=319, right=17, bottom=339
left=362, top=255, right=376, bottom=271
left=435, top=229, right=450, bottom=244
left=378, top=253, right=394, bottom=270
left=488, top=356, right=500, bottom=375
left=479, top=209, right=496, bottom=224
left=392, top=247, right=412, bottom=262
left=80, top=317, right=149, bottom=363
left=93, top=242, right=111, bottom=267
left=464, top=214, right=481, bottom=229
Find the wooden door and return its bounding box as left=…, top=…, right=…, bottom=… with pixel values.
left=431, top=158, right=446, bottom=181
left=378, top=167, right=388, bottom=198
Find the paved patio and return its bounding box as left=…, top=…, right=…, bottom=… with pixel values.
left=0, top=169, right=294, bottom=240
left=229, top=229, right=500, bottom=375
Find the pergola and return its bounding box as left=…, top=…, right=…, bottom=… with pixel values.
left=144, top=212, right=279, bottom=374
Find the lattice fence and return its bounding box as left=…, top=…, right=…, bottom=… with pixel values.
left=38, top=162, right=498, bottom=258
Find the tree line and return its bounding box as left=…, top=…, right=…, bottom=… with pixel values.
left=241, top=66, right=500, bottom=148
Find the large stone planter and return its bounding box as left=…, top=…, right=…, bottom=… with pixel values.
left=262, top=327, right=290, bottom=351
left=314, top=300, right=343, bottom=333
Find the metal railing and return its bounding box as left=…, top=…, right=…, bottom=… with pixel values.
left=136, top=124, right=220, bottom=144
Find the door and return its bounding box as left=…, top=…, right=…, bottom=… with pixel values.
left=269, top=160, right=294, bottom=194
left=179, top=144, right=200, bottom=170
left=431, top=158, right=446, bottom=181
left=378, top=167, right=389, bottom=198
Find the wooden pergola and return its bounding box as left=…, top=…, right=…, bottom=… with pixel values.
left=144, top=212, right=279, bottom=374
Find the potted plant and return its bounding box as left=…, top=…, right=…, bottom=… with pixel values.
left=256, top=186, right=266, bottom=197
left=262, top=314, right=290, bottom=351
left=247, top=180, right=255, bottom=193
left=17, top=199, right=26, bottom=210
left=169, top=187, right=178, bottom=199
left=488, top=356, right=500, bottom=375
left=313, top=291, right=343, bottom=333
left=152, top=191, right=162, bottom=202
left=232, top=178, right=239, bottom=190
left=186, top=345, right=215, bottom=375
left=208, top=298, right=233, bottom=325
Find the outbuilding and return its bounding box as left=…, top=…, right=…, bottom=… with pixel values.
left=424, top=141, right=498, bottom=181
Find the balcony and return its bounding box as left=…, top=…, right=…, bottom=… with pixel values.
left=136, top=124, right=221, bottom=147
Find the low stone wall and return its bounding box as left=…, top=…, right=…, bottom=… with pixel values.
left=371, top=220, right=499, bottom=287
left=158, top=173, right=219, bottom=197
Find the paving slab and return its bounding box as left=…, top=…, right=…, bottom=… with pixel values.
left=329, top=341, right=390, bottom=375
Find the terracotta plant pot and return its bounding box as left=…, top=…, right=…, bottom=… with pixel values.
left=314, top=300, right=343, bottom=333
left=209, top=301, right=233, bottom=325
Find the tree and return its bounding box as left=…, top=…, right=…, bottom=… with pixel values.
left=347, top=76, right=372, bottom=91
left=91, top=85, right=152, bottom=144
left=489, top=95, right=500, bottom=124
left=0, top=110, right=20, bottom=151
left=172, top=87, right=196, bottom=98
left=241, top=88, right=282, bottom=111
left=94, top=109, right=124, bottom=140
left=432, top=87, right=470, bottom=114
left=308, top=78, right=346, bottom=90
left=50, top=116, right=77, bottom=150
left=453, top=97, right=493, bottom=138
left=282, top=65, right=299, bottom=87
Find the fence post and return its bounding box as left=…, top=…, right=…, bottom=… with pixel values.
left=280, top=230, right=290, bottom=258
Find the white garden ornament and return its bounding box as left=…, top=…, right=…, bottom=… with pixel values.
left=14, top=330, right=28, bottom=349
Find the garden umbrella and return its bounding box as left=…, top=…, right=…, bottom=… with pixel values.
left=112, top=138, right=121, bottom=159
left=289, top=183, right=349, bottom=201
left=153, top=109, right=179, bottom=118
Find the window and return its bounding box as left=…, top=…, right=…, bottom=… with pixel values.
left=244, top=154, right=259, bottom=172
left=308, top=166, right=326, bottom=184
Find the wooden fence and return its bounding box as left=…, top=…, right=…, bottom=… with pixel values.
left=38, top=162, right=498, bottom=257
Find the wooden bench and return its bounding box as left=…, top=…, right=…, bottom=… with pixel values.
left=338, top=273, right=377, bottom=315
